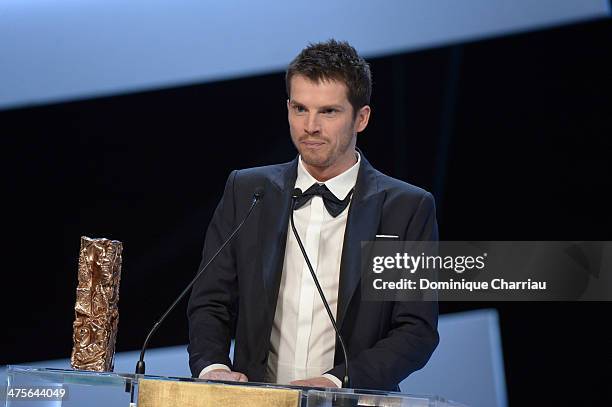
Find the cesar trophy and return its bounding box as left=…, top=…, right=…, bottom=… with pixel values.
left=70, top=236, right=123, bottom=372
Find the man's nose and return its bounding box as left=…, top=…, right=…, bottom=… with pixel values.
left=304, top=113, right=321, bottom=134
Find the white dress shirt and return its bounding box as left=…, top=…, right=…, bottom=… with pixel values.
left=201, top=153, right=360, bottom=388
left=266, top=153, right=360, bottom=387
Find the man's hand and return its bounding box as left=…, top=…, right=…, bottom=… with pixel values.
left=201, top=369, right=248, bottom=382
left=290, top=376, right=338, bottom=388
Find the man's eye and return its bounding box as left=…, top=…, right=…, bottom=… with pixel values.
left=323, top=109, right=337, bottom=114
left=293, top=105, right=305, bottom=112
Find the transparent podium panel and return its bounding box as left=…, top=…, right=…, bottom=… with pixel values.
left=4, top=366, right=467, bottom=407
left=4, top=365, right=134, bottom=407
left=305, top=389, right=466, bottom=407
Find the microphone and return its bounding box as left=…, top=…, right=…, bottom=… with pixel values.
left=130, top=187, right=264, bottom=401
left=290, top=188, right=351, bottom=389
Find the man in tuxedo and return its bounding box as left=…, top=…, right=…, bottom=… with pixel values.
left=187, top=39, right=439, bottom=391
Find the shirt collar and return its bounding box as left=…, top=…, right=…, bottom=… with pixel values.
left=296, top=151, right=360, bottom=200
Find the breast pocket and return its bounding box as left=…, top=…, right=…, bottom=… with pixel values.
left=375, top=234, right=400, bottom=240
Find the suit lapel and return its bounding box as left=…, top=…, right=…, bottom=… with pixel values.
left=259, top=159, right=297, bottom=313
left=336, top=154, right=385, bottom=329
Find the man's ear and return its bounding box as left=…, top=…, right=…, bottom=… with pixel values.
left=355, top=105, right=371, bottom=133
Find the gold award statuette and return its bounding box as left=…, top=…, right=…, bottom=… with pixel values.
left=70, top=236, right=123, bottom=371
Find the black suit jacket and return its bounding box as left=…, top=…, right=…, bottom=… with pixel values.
left=187, top=153, right=439, bottom=391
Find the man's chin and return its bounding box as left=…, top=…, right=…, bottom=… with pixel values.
left=299, top=151, right=330, bottom=168
left=300, top=155, right=331, bottom=169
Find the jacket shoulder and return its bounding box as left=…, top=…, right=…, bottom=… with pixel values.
left=235, top=161, right=292, bottom=180
left=374, top=169, right=433, bottom=201
left=228, top=160, right=295, bottom=194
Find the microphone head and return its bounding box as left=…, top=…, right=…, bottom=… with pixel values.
left=292, top=188, right=303, bottom=199
left=253, top=187, right=265, bottom=200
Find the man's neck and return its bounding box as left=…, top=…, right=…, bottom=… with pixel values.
left=302, top=152, right=358, bottom=182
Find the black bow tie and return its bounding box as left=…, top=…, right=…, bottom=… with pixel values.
left=294, top=183, right=354, bottom=217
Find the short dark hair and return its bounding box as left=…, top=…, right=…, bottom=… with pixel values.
left=286, top=39, right=372, bottom=114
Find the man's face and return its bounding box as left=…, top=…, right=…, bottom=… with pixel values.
left=288, top=75, right=370, bottom=180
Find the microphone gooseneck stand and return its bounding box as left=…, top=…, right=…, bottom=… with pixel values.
left=129, top=188, right=264, bottom=404
left=290, top=188, right=351, bottom=390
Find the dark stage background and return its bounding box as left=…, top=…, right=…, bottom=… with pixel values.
left=2, top=19, right=611, bottom=406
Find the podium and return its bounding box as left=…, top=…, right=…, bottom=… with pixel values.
left=4, top=365, right=467, bottom=406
